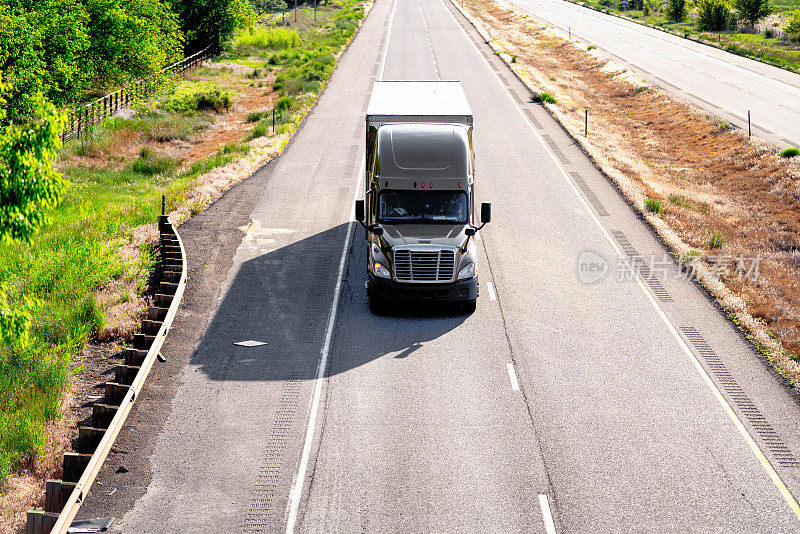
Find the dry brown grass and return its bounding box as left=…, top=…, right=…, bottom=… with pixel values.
left=456, top=0, right=800, bottom=383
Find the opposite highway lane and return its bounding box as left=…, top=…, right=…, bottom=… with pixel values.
left=510, top=0, right=800, bottom=148
left=76, top=0, right=800, bottom=531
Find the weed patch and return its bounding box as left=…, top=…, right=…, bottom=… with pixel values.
left=645, top=198, right=663, bottom=213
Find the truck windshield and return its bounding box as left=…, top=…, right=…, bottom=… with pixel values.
left=378, top=191, right=468, bottom=224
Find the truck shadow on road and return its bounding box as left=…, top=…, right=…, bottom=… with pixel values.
left=190, top=223, right=468, bottom=382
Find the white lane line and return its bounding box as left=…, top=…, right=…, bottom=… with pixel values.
left=378, top=0, right=399, bottom=81
left=538, top=494, right=557, bottom=534
left=284, top=158, right=362, bottom=534
left=486, top=281, right=497, bottom=300
left=506, top=362, right=520, bottom=391
left=286, top=3, right=398, bottom=531
left=447, top=0, right=800, bottom=519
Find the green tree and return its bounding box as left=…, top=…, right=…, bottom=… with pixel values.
left=734, top=0, right=773, bottom=26
left=0, top=79, right=65, bottom=346
left=664, top=0, right=688, bottom=22
left=696, top=0, right=731, bottom=30
left=85, top=0, right=183, bottom=84
left=0, top=0, right=183, bottom=119
left=0, top=0, right=91, bottom=119
left=171, top=0, right=256, bottom=54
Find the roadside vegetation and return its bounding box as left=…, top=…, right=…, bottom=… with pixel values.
left=0, top=0, right=366, bottom=527
left=458, top=0, right=800, bottom=390
left=567, top=0, right=800, bottom=70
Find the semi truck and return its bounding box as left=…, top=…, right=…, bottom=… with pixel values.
left=354, top=81, right=491, bottom=312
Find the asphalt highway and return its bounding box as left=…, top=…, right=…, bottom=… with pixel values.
left=509, top=0, right=800, bottom=148
left=77, top=0, right=800, bottom=531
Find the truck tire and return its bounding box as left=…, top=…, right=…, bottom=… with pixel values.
left=463, top=300, right=477, bottom=314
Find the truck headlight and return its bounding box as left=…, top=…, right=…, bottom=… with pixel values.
left=457, top=263, right=475, bottom=281
left=372, top=262, right=391, bottom=279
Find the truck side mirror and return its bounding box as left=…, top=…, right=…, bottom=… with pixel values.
left=355, top=199, right=365, bottom=222
left=481, top=202, right=492, bottom=224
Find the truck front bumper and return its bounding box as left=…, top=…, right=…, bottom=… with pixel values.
left=368, top=274, right=478, bottom=302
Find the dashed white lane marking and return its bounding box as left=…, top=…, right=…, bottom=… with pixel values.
left=486, top=281, right=497, bottom=300
left=506, top=363, right=520, bottom=391
left=378, top=0, right=399, bottom=80
left=539, top=494, right=557, bottom=534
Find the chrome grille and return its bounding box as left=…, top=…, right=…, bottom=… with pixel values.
left=394, top=249, right=455, bottom=282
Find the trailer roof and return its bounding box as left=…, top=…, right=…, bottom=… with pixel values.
left=366, top=81, right=472, bottom=119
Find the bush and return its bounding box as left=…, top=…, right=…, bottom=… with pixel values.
left=780, top=147, right=800, bottom=158
left=664, top=0, right=688, bottom=22
left=275, top=95, right=293, bottom=113
left=248, top=121, right=268, bottom=139
left=247, top=109, right=267, bottom=122
left=785, top=10, right=800, bottom=41
left=532, top=92, right=557, bottom=104
left=162, top=87, right=232, bottom=114
left=696, top=0, right=732, bottom=31
left=645, top=198, right=663, bottom=214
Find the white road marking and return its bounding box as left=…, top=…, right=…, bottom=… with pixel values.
left=506, top=362, right=520, bottom=391
left=285, top=3, right=398, bottom=531
left=285, top=154, right=365, bottom=534
left=486, top=281, right=497, bottom=300
left=538, top=494, right=557, bottom=534
left=448, top=0, right=800, bottom=518
left=233, top=340, right=267, bottom=347
left=379, top=0, right=399, bottom=81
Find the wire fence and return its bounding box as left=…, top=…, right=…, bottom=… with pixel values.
left=61, top=46, right=216, bottom=141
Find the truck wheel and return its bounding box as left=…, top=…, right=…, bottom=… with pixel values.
left=463, top=300, right=477, bottom=314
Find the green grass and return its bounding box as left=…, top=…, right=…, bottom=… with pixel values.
left=0, top=143, right=250, bottom=486
left=780, top=147, right=800, bottom=157
left=130, top=148, right=179, bottom=176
